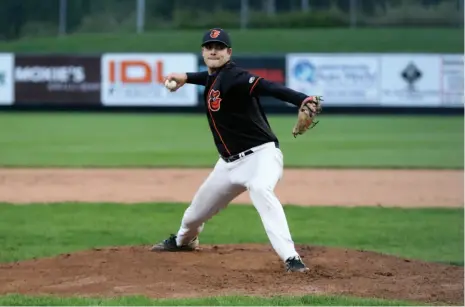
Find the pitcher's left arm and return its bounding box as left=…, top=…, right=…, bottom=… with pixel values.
left=231, top=69, right=323, bottom=137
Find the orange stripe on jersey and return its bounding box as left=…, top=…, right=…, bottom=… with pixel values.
left=249, top=77, right=262, bottom=95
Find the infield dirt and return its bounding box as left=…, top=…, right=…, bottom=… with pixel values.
left=0, top=168, right=463, bottom=305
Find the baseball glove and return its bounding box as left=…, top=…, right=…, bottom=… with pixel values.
left=292, top=96, right=323, bottom=138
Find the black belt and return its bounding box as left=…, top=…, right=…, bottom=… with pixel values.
left=222, top=150, right=254, bottom=163
left=221, top=142, right=279, bottom=163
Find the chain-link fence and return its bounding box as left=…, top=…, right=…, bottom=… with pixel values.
left=0, top=0, right=463, bottom=40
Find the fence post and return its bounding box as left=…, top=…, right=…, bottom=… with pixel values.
left=460, top=0, right=464, bottom=27
left=58, top=0, right=67, bottom=36
left=301, top=0, right=309, bottom=12
left=136, top=0, right=145, bottom=34
left=349, top=0, right=357, bottom=28
left=240, top=0, right=249, bottom=30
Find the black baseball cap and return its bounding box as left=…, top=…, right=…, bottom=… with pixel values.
left=201, top=28, right=232, bottom=48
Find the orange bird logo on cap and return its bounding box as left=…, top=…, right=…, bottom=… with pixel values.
left=210, top=29, right=221, bottom=38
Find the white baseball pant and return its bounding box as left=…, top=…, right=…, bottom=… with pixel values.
left=175, top=141, right=300, bottom=262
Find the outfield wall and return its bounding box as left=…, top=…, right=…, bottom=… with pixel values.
left=0, top=52, right=463, bottom=115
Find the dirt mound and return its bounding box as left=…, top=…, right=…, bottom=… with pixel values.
left=0, top=244, right=462, bottom=305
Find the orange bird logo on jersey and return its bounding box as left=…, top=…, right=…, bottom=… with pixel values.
left=210, top=29, right=221, bottom=38
left=208, top=89, right=222, bottom=111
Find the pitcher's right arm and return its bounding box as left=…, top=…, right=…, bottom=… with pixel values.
left=186, top=72, right=209, bottom=86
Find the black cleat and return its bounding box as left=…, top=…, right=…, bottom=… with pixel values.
left=285, top=256, right=309, bottom=272
left=150, top=234, right=199, bottom=252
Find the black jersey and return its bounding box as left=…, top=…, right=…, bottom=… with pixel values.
left=186, top=61, right=309, bottom=158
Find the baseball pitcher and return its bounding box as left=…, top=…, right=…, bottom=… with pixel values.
left=151, top=28, right=322, bottom=273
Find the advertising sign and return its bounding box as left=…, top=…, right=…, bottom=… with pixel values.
left=14, top=55, right=101, bottom=105
left=0, top=53, right=14, bottom=105
left=197, top=56, right=287, bottom=107
left=235, top=56, right=288, bottom=107
left=379, top=54, right=442, bottom=106
left=101, top=53, right=198, bottom=106
left=441, top=55, right=464, bottom=107
left=286, top=54, right=380, bottom=106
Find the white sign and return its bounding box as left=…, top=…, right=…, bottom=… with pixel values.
left=380, top=54, right=442, bottom=106
left=0, top=54, right=14, bottom=105
left=441, top=55, right=464, bottom=107
left=286, top=54, right=380, bottom=106
left=101, top=53, right=198, bottom=106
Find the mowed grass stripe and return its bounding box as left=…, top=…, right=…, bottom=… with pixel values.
left=0, top=203, right=462, bottom=264
left=0, top=293, right=421, bottom=306
left=0, top=113, right=462, bottom=168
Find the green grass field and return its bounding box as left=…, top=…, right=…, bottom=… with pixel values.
left=0, top=203, right=462, bottom=306
left=0, top=113, right=462, bottom=168
left=1, top=203, right=463, bottom=264
left=0, top=293, right=420, bottom=306
left=0, top=28, right=462, bottom=53
left=0, top=113, right=463, bottom=306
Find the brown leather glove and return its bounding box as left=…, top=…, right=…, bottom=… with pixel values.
left=292, top=96, right=323, bottom=138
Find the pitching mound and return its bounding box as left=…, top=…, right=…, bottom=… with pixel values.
left=0, top=244, right=463, bottom=305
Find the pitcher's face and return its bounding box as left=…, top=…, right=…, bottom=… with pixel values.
left=202, top=42, right=232, bottom=69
